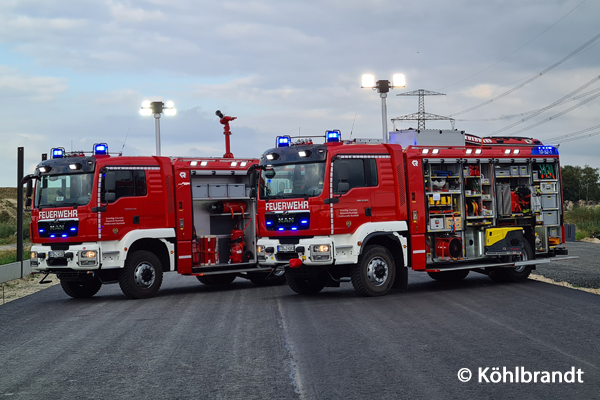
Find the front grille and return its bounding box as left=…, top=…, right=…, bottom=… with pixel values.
left=275, top=252, right=298, bottom=262
left=47, top=258, right=68, bottom=267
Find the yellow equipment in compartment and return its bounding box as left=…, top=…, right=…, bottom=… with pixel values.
left=485, top=227, right=523, bottom=247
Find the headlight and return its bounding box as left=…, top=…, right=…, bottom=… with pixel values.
left=79, top=250, right=98, bottom=266
left=30, top=252, right=39, bottom=267
left=257, top=245, right=265, bottom=254
left=311, top=244, right=331, bottom=261
left=312, top=245, right=330, bottom=253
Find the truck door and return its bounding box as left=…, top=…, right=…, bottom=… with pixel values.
left=330, top=157, right=375, bottom=234
left=100, top=169, right=145, bottom=240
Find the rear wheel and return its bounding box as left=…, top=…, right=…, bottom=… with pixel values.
left=427, top=269, right=470, bottom=282
left=60, top=277, right=102, bottom=298
left=489, top=242, right=534, bottom=283
left=351, top=245, right=396, bottom=297
left=286, top=272, right=327, bottom=294
left=196, top=274, right=236, bottom=285
left=119, top=250, right=163, bottom=299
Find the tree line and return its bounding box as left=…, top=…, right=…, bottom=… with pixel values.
left=561, top=165, right=600, bottom=203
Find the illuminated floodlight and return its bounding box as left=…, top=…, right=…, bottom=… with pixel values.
left=140, top=100, right=176, bottom=156
left=361, top=73, right=406, bottom=143
left=475, top=149, right=482, bottom=154
left=392, top=74, right=406, bottom=88
left=361, top=74, right=376, bottom=88
left=466, top=149, right=473, bottom=154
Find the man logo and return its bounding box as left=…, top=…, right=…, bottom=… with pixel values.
left=180, top=172, right=186, bottom=178
left=412, top=160, right=419, bottom=167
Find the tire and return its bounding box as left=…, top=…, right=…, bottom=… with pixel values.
left=119, top=250, right=163, bottom=299
left=351, top=245, right=396, bottom=297
left=196, top=274, right=236, bottom=285
left=60, top=277, right=102, bottom=298
left=248, top=270, right=286, bottom=286
left=488, top=242, right=534, bottom=283
left=286, top=272, right=327, bottom=294
left=427, top=269, right=470, bottom=282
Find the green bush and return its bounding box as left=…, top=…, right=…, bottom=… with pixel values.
left=566, top=206, right=600, bottom=240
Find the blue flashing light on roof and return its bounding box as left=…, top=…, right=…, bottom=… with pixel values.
left=276, top=136, right=291, bottom=147
left=531, top=146, right=559, bottom=156
left=278, top=227, right=285, bottom=231
left=326, top=130, right=341, bottom=143
left=51, top=148, right=65, bottom=159
left=93, top=143, right=108, bottom=155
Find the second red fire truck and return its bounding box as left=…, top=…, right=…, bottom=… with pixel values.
left=255, top=129, right=576, bottom=296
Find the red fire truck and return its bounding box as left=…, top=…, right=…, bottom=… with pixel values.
left=24, top=114, right=283, bottom=299
left=255, top=129, right=576, bottom=296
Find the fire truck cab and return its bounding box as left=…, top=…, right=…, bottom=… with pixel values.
left=255, top=130, right=576, bottom=296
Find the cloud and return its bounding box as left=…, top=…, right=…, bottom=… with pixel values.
left=0, top=66, right=68, bottom=102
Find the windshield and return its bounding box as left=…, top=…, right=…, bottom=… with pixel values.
left=260, top=162, right=325, bottom=199
left=36, top=173, right=94, bottom=208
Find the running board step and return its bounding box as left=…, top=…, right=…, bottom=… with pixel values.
left=424, top=255, right=578, bottom=273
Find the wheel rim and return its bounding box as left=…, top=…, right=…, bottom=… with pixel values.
left=514, top=247, right=529, bottom=272
left=366, top=256, right=389, bottom=287
left=134, top=262, right=155, bottom=289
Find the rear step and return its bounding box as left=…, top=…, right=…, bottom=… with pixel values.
left=424, top=255, right=579, bottom=273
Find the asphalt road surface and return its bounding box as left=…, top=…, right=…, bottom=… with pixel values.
left=1, top=245, right=599, bottom=399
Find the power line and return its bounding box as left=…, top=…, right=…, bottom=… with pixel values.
left=545, top=124, right=600, bottom=142
left=489, top=75, right=600, bottom=134
left=450, top=31, right=600, bottom=116
left=557, top=129, right=600, bottom=144
left=438, top=0, right=588, bottom=91
left=455, top=87, right=600, bottom=122
left=505, top=90, right=600, bottom=136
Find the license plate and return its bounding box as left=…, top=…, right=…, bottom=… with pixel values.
left=49, top=250, right=65, bottom=258
left=278, top=244, right=295, bottom=252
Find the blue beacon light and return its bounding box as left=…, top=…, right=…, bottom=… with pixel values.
left=326, top=130, right=341, bottom=143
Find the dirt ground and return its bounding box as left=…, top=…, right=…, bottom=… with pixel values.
left=1, top=273, right=60, bottom=305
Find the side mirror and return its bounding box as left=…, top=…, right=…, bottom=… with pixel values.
left=265, top=168, right=276, bottom=180
left=25, top=198, right=32, bottom=208
left=249, top=171, right=258, bottom=198
left=105, top=172, right=116, bottom=192
left=337, top=161, right=349, bottom=181
left=25, top=180, right=33, bottom=198
left=337, top=182, right=350, bottom=194
left=105, top=192, right=116, bottom=203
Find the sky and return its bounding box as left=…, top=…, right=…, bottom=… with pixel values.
left=1, top=0, right=599, bottom=187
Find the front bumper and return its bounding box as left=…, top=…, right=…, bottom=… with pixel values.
left=30, top=243, right=102, bottom=272
left=257, top=237, right=335, bottom=267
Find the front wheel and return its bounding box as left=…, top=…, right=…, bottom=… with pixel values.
left=119, top=251, right=163, bottom=299
left=286, top=272, right=327, bottom=294
left=60, top=277, right=102, bottom=298
left=248, top=270, right=286, bottom=286
left=351, top=245, right=396, bottom=297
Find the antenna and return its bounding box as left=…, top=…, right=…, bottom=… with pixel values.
left=121, top=127, right=130, bottom=155
left=350, top=113, right=357, bottom=140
